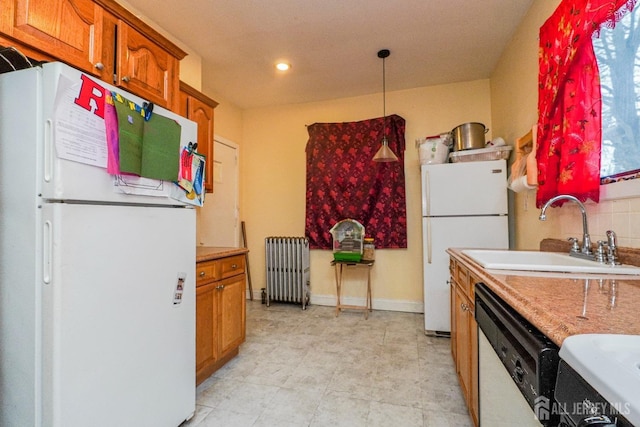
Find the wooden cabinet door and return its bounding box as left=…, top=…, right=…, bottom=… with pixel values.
left=195, top=281, right=218, bottom=384
left=188, top=95, right=215, bottom=193
left=450, top=279, right=457, bottom=361
left=179, top=82, right=218, bottom=193
left=454, top=285, right=470, bottom=400
left=469, top=314, right=479, bottom=427
left=116, top=20, right=178, bottom=109
left=0, top=0, right=107, bottom=76
left=218, top=274, right=246, bottom=356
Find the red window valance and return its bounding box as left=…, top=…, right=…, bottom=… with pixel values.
left=536, top=0, right=636, bottom=207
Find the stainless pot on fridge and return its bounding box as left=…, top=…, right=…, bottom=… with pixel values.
left=451, top=122, right=489, bottom=151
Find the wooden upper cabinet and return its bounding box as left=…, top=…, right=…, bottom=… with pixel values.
left=179, top=82, right=218, bottom=193
left=1, top=0, right=186, bottom=111
left=0, top=0, right=108, bottom=77
left=98, top=0, right=186, bottom=110
left=115, top=21, right=178, bottom=110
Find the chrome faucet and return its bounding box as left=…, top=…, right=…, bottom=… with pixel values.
left=539, top=194, right=593, bottom=259
left=606, top=230, right=620, bottom=265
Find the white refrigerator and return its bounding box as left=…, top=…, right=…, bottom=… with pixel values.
left=421, top=160, right=509, bottom=335
left=0, top=63, right=197, bottom=426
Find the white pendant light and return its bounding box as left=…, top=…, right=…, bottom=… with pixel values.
left=373, top=49, right=398, bottom=162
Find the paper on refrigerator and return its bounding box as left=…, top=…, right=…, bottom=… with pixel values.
left=52, top=74, right=108, bottom=168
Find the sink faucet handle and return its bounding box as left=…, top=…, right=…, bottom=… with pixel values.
left=605, top=230, right=620, bottom=265
left=595, top=241, right=607, bottom=263
left=567, top=237, right=580, bottom=253
left=606, top=230, right=617, bottom=249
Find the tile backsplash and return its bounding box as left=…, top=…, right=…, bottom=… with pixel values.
left=557, top=196, right=640, bottom=248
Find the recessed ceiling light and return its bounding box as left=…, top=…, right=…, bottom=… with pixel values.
left=275, top=62, right=291, bottom=71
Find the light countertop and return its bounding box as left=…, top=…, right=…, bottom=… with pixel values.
left=448, top=248, right=640, bottom=346
left=196, top=246, right=249, bottom=263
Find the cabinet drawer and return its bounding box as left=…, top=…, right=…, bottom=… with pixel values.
left=217, top=255, right=245, bottom=280
left=196, top=261, right=216, bottom=286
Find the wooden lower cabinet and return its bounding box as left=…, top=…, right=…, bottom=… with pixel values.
left=449, top=257, right=479, bottom=427
left=196, top=255, right=246, bottom=385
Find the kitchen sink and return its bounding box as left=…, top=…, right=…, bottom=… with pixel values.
left=461, top=249, right=640, bottom=275
left=560, top=334, right=640, bottom=426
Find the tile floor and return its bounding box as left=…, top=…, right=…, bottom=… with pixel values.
left=183, top=301, right=473, bottom=427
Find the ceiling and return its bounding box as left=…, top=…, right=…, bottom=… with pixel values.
left=124, top=0, right=534, bottom=109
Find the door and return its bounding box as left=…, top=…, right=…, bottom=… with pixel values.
left=218, top=274, right=246, bottom=355
left=196, top=281, right=219, bottom=381
left=422, top=215, right=507, bottom=333
left=41, top=203, right=195, bottom=426
left=202, top=137, right=239, bottom=247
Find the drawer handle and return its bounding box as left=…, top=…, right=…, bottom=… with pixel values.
left=231, top=264, right=237, bottom=269
left=216, top=285, right=225, bottom=290
left=199, top=271, right=205, bottom=277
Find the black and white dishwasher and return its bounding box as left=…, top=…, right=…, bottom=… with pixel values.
left=475, top=283, right=560, bottom=426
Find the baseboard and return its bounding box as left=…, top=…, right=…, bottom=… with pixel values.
left=245, top=289, right=424, bottom=314
left=309, top=294, right=424, bottom=313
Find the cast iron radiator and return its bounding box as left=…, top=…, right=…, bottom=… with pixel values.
left=265, top=236, right=310, bottom=309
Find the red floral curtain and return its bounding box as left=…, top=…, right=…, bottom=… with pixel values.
left=537, top=0, right=636, bottom=207
left=305, top=114, right=407, bottom=249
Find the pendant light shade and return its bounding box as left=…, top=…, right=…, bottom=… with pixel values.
left=373, top=49, right=398, bottom=162
left=373, top=137, right=398, bottom=162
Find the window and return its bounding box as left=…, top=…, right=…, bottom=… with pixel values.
left=594, top=5, right=640, bottom=183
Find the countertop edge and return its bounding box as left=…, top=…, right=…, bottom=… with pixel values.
left=448, top=248, right=581, bottom=346
left=196, top=247, right=249, bottom=263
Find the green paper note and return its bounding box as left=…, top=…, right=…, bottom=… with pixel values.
left=114, top=98, right=144, bottom=175
left=113, top=95, right=181, bottom=181
left=141, top=113, right=180, bottom=181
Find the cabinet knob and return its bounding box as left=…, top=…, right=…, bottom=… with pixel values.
left=122, top=76, right=130, bottom=83
left=199, top=271, right=205, bottom=277
left=94, top=62, right=105, bottom=71
left=231, top=264, right=237, bottom=269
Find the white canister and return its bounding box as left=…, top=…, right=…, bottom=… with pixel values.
left=418, top=137, right=449, bottom=164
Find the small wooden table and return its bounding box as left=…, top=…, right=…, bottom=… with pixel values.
left=331, top=259, right=374, bottom=319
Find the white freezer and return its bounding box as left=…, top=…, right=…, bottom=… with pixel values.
left=5, top=61, right=196, bottom=206
left=422, top=216, right=508, bottom=334
left=421, top=160, right=508, bottom=217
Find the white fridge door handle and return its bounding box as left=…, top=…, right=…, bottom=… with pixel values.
left=43, top=220, right=52, bottom=284
left=424, top=170, right=431, bottom=217
left=44, top=119, right=53, bottom=182
left=427, top=217, right=432, bottom=264
left=424, top=170, right=433, bottom=263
